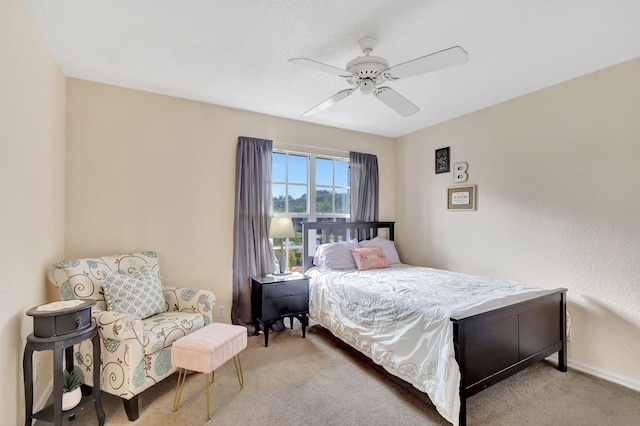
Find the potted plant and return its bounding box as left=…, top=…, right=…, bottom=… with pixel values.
left=62, top=366, right=84, bottom=411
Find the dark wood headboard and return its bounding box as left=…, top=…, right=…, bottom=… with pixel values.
left=301, top=221, right=395, bottom=272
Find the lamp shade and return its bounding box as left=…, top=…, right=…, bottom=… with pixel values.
left=269, top=217, right=295, bottom=239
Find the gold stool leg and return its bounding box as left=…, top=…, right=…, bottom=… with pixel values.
left=206, top=372, right=212, bottom=421
left=233, top=354, right=245, bottom=389
left=173, top=368, right=188, bottom=412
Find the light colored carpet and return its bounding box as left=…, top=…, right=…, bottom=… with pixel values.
left=45, top=323, right=640, bottom=426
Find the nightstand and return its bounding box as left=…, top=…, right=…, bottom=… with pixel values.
left=251, top=274, right=309, bottom=347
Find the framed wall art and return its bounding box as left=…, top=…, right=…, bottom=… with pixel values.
left=435, top=147, right=450, bottom=174
left=447, top=185, right=476, bottom=210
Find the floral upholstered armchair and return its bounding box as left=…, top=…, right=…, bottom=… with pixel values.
left=49, top=251, right=215, bottom=421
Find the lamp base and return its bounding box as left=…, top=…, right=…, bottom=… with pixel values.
left=276, top=241, right=291, bottom=276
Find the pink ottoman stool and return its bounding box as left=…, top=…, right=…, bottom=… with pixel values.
left=171, top=323, right=247, bottom=420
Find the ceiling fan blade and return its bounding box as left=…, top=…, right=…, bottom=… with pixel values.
left=301, top=88, right=354, bottom=117
left=374, top=87, right=420, bottom=117
left=289, top=58, right=351, bottom=77
left=384, top=46, right=468, bottom=80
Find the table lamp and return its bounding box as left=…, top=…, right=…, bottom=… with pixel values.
left=269, top=217, right=295, bottom=275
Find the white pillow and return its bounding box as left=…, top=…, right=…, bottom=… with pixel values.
left=313, top=241, right=360, bottom=271
left=358, top=237, right=401, bottom=264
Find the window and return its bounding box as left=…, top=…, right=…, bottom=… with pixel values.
left=272, top=151, right=350, bottom=271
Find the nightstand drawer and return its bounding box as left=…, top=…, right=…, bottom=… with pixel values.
left=263, top=294, right=308, bottom=319
left=263, top=281, right=308, bottom=300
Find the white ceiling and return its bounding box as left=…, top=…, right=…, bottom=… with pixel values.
left=21, top=0, right=640, bottom=138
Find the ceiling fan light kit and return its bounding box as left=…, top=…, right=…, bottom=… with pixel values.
left=290, top=37, right=468, bottom=117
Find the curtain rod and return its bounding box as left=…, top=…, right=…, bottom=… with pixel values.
left=274, top=141, right=350, bottom=156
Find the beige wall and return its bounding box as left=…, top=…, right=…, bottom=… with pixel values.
left=0, top=0, right=66, bottom=422
left=397, top=57, right=640, bottom=388
left=65, top=78, right=396, bottom=322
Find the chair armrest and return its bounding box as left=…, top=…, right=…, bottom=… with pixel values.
left=163, top=286, right=216, bottom=324
left=92, top=309, right=144, bottom=346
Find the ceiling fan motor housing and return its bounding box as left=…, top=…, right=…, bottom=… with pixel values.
left=346, top=55, right=389, bottom=93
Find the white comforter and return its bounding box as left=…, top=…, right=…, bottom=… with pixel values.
left=307, top=264, right=541, bottom=425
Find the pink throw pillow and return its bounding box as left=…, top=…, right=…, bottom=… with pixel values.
left=350, top=247, right=390, bottom=271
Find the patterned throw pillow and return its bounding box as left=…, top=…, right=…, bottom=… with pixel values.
left=130, top=264, right=167, bottom=314
left=102, top=269, right=166, bottom=319
left=130, top=265, right=162, bottom=293
left=350, top=247, right=391, bottom=271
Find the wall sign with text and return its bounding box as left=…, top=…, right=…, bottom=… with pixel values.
left=447, top=185, right=476, bottom=210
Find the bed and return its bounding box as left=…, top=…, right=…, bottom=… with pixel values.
left=302, top=221, right=567, bottom=426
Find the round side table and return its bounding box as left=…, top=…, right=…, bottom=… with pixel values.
left=23, top=301, right=105, bottom=426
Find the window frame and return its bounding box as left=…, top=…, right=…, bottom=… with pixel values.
left=272, top=149, right=350, bottom=222
left=271, top=149, right=351, bottom=271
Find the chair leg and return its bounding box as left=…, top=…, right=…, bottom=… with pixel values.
left=233, top=354, right=245, bottom=389
left=122, top=395, right=139, bottom=421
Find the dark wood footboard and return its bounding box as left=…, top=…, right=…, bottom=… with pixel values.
left=451, top=288, right=567, bottom=426
left=302, top=221, right=567, bottom=426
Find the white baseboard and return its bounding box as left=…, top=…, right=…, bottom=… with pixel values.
left=546, top=354, right=640, bottom=392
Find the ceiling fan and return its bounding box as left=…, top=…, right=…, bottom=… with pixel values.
left=289, top=37, right=468, bottom=117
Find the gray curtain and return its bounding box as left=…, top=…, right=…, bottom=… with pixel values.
left=232, top=136, right=274, bottom=332
left=350, top=151, right=379, bottom=222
